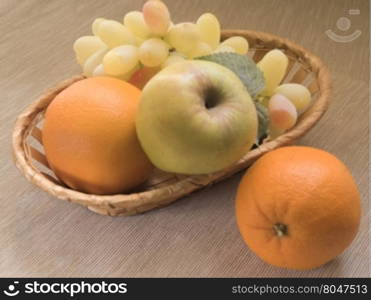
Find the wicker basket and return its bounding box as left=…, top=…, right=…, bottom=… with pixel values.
left=12, top=30, right=331, bottom=216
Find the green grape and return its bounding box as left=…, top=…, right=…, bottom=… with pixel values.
left=103, top=45, right=139, bottom=76
left=214, top=44, right=235, bottom=53
left=165, top=22, right=201, bottom=53
left=257, top=49, right=288, bottom=96
left=117, top=65, right=141, bottom=81
left=96, top=20, right=136, bottom=48
left=269, top=94, right=297, bottom=132
left=92, top=64, right=105, bottom=77
left=73, top=36, right=106, bottom=65
left=161, top=52, right=186, bottom=68
left=220, top=36, right=249, bottom=55
left=124, top=11, right=151, bottom=39
left=92, top=18, right=105, bottom=36
left=142, top=0, right=171, bottom=36
left=83, top=48, right=108, bottom=77
left=196, top=13, right=220, bottom=50
left=274, top=83, right=312, bottom=114
left=186, top=42, right=212, bottom=58
left=139, top=38, right=169, bottom=67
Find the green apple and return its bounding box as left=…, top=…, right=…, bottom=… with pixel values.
left=136, top=60, right=258, bottom=174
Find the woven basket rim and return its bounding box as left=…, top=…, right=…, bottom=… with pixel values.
left=12, top=29, right=332, bottom=214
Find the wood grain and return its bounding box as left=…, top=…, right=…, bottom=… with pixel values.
left=0, top=0, right=369, bottom=277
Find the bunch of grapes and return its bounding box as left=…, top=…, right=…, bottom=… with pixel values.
left=256, top=49, right=312, bottom=138
left=73, top=0, right=249, bottom=87
left=73, top=0, right=312, bottom=139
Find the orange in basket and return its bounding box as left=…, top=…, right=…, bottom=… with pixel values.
left=43, top=77, right=153, bottom=195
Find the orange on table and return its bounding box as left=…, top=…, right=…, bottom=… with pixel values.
left=235, top=146, right=361, bottom=270
left=43, top=77, right=153, bottom=195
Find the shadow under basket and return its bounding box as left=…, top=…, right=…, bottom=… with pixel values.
left=12, top=30, right=332, bottom=216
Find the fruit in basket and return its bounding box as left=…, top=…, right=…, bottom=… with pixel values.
left=83, top=48, right=108, bottom=77
left=103, top=45, right=139, bottom=76
left=165, top=22, right=201, bottom=53
left=136, top=60, right=258, bottom=174
left=142, top=0, right=171, bottom=36
left=128, top=66, right=161, bottom=89
left=161, top=51, right=186, bottom=68
left=220, top=36, right=249, bottom=55
left=187, top=42, right=212, bottom=59
left=196, top=13, right=220, bottom=50
left=72, top=0, right=258, bottom=83
left=96, top=20, right=137, bottom=48
left=235, top=146, right=361, bottom=270
left=268, top=93, right=297, bottom=136
left=73, top=36, right=106, bottom=65
left=274, top=83, right=312, bottom=114
left=124, top=11, right=151, bottom=39
left=138, top=38, right=170, bottom=67
left=257, top=49, right=288, bottom=96
left=43, top=77, right=153, bottom=195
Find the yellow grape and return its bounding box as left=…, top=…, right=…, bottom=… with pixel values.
left=139, top=38, right=169, bottom=67
left=73, top=36, right=106, bottom=65
left=142, top=0, right=171, bottom=36
left=103, top=45, right=139, bottom=76
left=83, top=48, right=108, bottom=77
left=257, top=49, right=288, bottom=96
left=186, top=42, right=212, bottom=58
left=161, top=52, right=186, bottom=68
left=220, top=36, right=249, bottom=55
left=123, top=11, right=151, bottom=39
left=269, top=94, right=297, bottom=132
left=117, top=65, right=141, bottom=81
left=214, top=44, right=235, bottom=53
left=97, top=20, right=136, bottom=48
left=166, top=22, right=201, bottom=53
left=274, top=83, right=311, bottom=114
left=92, top=18, right=105, bottom=36
left=92, top=64, right=105, bottom=77
left=196, top=13, right=220, bottom=50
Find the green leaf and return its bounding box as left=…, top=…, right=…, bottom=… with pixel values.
left=197, top=52, right=265, bottom=98
left=254, top=101, right=269, bottom=145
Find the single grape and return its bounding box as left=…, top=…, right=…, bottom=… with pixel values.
left=165, top=22, right=201, bottom=53
left=92, top=64, right=105, bottom=77
left=257, top=49, right=288, bottom=96
left=103, top=45, right=139, bottom=75
left=97, top=20, right=136, bottom=48
left=142, top=0, right=171, bottom=36
left=139, top=38, right=169, bottom=67
left=196, top=13, right=220, bottom=50
left=274, top=83, right=312, bottom=114
left=83, top=48, right=108, bottom=77
left=269, top=94, right=297, bottom=132
left=214, top=44, right=235, bottom=53
left=134, top=36, right=146, bottom=46
left=92, top=18, right=105, bottom=36
left=124, top=11, right=151, bottom=39
left=73, top=36, right=106, bottom=65
left=220, top=36, right=249, bottom=55
left=117, top=65, right=141, bottom=81
left=161, top=52, right=186, bottom=68
left=186, top=42, right=212, bottom=58
left=128, top=66, right=161, bottom=89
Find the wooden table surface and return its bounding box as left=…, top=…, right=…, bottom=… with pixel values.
left=1, top=0, right=369, bottom=277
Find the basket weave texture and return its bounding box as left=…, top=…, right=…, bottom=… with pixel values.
left=12, top=30, right=332, bottom=216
